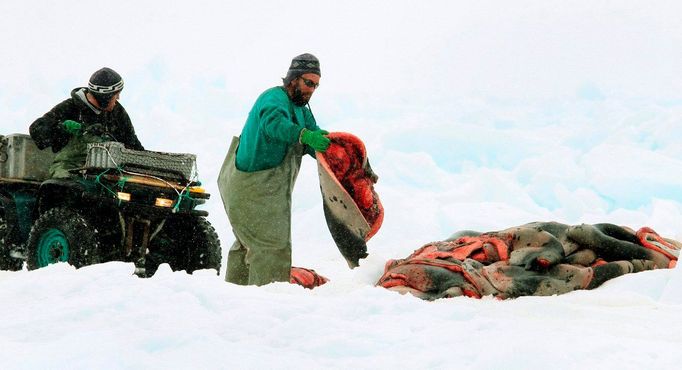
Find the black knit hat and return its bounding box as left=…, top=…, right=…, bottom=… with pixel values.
left=283, top=53, right=321, bottom=85
left=88, top=67, right=124, bottom=107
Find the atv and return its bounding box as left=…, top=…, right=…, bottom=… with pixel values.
left=0, top=133, right=221, bottom=276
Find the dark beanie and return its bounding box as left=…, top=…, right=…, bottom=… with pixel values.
left=88, top=67, right=124, bottom=107
left=283, top=53, right=321, bottom=84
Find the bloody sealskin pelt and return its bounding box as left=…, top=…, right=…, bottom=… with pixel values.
left=377, top=222, right=680, bottom=300
left=290, top=267, right=329, bottom=289
left=317, top=132, right=383, bottom=268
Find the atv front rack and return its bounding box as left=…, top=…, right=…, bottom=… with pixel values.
left=85, top=142, right=197, bottom=181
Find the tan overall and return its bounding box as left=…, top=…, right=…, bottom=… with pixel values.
left=218, top=136, right=303, bottom=286
left=49, top=133, right=104, bottom=179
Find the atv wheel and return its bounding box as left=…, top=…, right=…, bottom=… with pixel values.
left=0, top=209, right=23, bottom=271
left=146, top=216, right=221, bottom=276
left=26, top=207, right=101, bottom=270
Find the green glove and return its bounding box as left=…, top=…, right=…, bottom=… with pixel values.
left=300, top=129, right=330, bottom=152
left=61, top=120, right=82, bottom=136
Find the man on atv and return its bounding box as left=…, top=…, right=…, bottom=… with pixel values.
left=29, top=67, right=144, bottom=178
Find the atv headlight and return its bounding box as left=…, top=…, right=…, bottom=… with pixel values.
left=117, top=192, right=131, bottom=201
left=189, top=186, right=205, bottom=194
left=155, top=198, right=174, bottom=208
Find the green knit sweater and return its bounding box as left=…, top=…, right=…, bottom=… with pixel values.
left=235, top=87, right=321, bottom=172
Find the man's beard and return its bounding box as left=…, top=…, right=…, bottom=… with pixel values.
left=291, top=85, right=310, bottom=106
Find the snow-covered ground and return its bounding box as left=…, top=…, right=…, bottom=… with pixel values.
left=2, top=1, right=682, bottom=369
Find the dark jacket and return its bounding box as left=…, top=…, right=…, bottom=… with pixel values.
left=29, top=87, right=144, bottom=153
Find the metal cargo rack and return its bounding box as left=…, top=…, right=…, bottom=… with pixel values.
left=85, top=142, right=197, bottom=181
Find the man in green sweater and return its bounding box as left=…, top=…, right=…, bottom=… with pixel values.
left=219, top=53, right=330, bottom=286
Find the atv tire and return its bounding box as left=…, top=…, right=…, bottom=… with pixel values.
left=26, top=207, right=101, bottom=270
left=146, top=216, right=221, bottom=276
left=0, top=208, right=23, bottom=271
